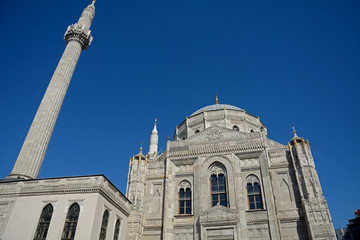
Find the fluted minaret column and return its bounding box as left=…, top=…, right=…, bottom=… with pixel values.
left=149, top=119, right=158, bottom=156
left=8, top=1, right=96, bottom=179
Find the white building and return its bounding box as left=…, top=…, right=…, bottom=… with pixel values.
left=126, top=102, right=337, bottom=239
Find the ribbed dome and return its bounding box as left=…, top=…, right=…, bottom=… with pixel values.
left=190, top=104, right=243, bottom=117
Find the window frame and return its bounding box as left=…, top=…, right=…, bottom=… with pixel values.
left=209, top=163, right=228, bottom=208
left=113, top=218, right=121, bottom=240
left=61, top=203, right=80, bottom=240
left=178, top=180, right=192, bottom=215
left=99, top=209, right=110, bottom=240
left=33, top=204, right=53, bottom=240
left=246, top=175, right=264, bottom=211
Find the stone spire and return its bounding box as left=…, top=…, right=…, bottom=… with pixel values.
left=149, top=119, right=158, bottom=156
left=8, top=2, right=96, bottom=179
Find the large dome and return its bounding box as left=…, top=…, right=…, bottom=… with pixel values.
left=190, top=104, right=243, bottom=117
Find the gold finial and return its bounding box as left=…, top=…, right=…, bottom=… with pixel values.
left=140, top=142, right=143, bottom=153
left=288, top=142, right=291, bottom=150
left=154, top=118, right=157, bottom=126
left=301, top=138, right=305, bottom=145
left=92, top=0, right=96, bottom=4
left=216, top=94, right=219, bottom=104
left=292, top=126, right=298, bottom=137
left=257, top=116, right=260, bottom=120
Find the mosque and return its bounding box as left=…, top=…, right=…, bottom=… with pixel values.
left=0, top=1, right=336, bottom=240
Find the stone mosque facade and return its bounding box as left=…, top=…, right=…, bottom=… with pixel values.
left=0, top=1, right=336, bottom=240
left=126, top=102, right=336, bottom=240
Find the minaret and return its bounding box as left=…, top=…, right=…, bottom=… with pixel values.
left=8, top=1, right=96, bottom=179
left=149, top=118, right=158, bottom=156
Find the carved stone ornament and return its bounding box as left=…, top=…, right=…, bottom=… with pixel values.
left=205, top=127, right=224, bottom=141
left=246, top=174, right=260, bottom=185
left=209, top=164, right=225, bottom=176
left=199, top=205, right=239, bottom=224
left=64, top=23, right=93, bottom=50
left=178, top=180, right=191, bottom=191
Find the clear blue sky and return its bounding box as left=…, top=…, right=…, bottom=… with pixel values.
left=0, top=0, right=359, bottom=229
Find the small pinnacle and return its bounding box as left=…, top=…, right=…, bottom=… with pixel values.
left=154, top=118, right=157, bottom=126
left=216, top=93, right=219, bottom=105
left=140, top=142, right=143, bottom=153
left=92, top=0, right=96, bottom=4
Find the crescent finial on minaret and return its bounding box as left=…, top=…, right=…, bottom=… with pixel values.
left=216, top=93, right=219, bottom=104
left=92, top=0, right=96, bottom=4
left=154, top=118, right=157, bottom=126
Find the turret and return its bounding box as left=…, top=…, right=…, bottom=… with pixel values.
left=126, top=144, right=148, bottom=239
left=288, top=126, right=336, bottom=239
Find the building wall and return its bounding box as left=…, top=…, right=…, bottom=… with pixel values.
left=0, top=175, right=130, bottom=240
left=126, top=107, right=336, bottom=239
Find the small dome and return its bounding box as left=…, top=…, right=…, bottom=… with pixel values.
left=190, top=104, right=243, bottom=117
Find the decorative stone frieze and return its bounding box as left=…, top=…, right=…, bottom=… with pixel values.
left=240, top=158, right=260, bottom=168
left=199, top=205, right=239, bottom=225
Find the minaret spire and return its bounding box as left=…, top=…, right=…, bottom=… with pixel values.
left=216, top=93, right=219, bottom=104
left=8, top=2, right=95, bottom=179
left=149, top=118, right=158, bottom=156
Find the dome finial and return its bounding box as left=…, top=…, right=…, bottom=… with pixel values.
left=140, top=142, right=143, bottom=154
left=292, top=126, right=298, bottom=137
left=216, top=93, right=219, bottom=105
left=154, top=118, right=157, bottom=126
left=92, top=0, right=96, bottom=4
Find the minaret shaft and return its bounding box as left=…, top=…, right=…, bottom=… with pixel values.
left=8, top=3, right=95, bottom=179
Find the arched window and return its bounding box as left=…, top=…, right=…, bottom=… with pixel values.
left=33, top=204, right=53, bottom=240
left=210, top=164, right=228, bottom=207
left=246, top=175, right=263, bottom=210
left=178, top=181, right=191, bottom=215
left=233, top=125, right=239, bottom=131
left=61, top=203, right=80, bottom=240
left=113, top=219, right=121, bottom=240
left=99, top=210, right=109, bottom=240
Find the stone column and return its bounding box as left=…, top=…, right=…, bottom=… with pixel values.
left=8, top=2, right=95, bottom=179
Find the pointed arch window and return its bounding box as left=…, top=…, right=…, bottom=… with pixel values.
left=178, top=181, right=191, bottom=215
left=61, top=203, right=80, bottom=240
left=33, top=204, right=53, bottom=240
left=99, top=210, right=109, bottom=240
left=113, top=219, right=121, bottom=240
left=210, top=164, right=228, bottom=207
left=246, top=175, right=263, bottom=210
